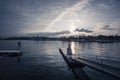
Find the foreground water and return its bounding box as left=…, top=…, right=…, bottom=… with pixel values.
left=0, top=40, right=120, bottom=80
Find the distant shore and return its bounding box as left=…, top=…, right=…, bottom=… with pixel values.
left=0, top=35, right=120, bottom=43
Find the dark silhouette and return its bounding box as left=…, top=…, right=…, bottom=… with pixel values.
left=17, top=41, right=21, bottom=50
left=2, top=35, right=120, bottom=42
left=67, top=43, right=72, bottom=58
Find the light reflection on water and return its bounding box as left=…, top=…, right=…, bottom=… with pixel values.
left=74, top=42, right=120, bottom=57
left=0, top=40, right=120, bottom=80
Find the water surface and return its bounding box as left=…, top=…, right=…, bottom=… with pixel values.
left=0, top=40, right=120, bottom=80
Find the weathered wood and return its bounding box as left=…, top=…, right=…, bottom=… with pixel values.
left=59, top=48, right=72, bottom=68
left=0, top=50, right=22, bottom=57
left=75, top=57, right=120, bottom=79
left=59, top=48, right=120, bottom=79
left=59, top=48, right=90, bottom=80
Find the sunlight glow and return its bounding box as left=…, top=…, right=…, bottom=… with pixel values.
left=71, top=42, right=75, bottom=54
left=45, top=0, right=89, bottom=32
left=71, top=42, right=78, bottom=59
left=69, top=21, right=76, bottom=33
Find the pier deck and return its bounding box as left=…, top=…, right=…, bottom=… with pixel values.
left=0, top=50, right=22, bottom=56
left=73, top=57, right=120, bottom=79
left=59, top=48, right=120, bottom=79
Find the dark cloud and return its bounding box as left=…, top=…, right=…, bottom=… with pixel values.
left=0, top=0, right=79, bottom=36
left=28, top=31, right=70, bottom=37
left=74, top=28, right=93, bottom=33
left=101, top=25, right=114, bottom=30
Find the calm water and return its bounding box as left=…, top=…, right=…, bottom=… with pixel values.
left=0, top=40, right=120, bottom=80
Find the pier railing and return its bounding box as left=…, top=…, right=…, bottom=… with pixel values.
left=59, top=48, right=120, bottom=79
left=78, top=53, right=120, bottom=68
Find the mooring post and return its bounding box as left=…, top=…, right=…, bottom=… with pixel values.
left=17, top=41, right=21, bottom=50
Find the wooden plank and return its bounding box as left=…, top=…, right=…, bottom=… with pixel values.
left=0, top=50, right=22, bottom=56
left=74, top=57, right=120, bottom=79
left=59, top=48, right=72, bottom=68
left=59, top=48, right=90, bottom=80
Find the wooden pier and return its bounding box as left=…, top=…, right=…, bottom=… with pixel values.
left=59, top=48, right=120, bottom=79
left=74, top=57, right=120, bottom=79
left=59, top=48, right=89, bottom=80
left=0, top=50, right=22, bottom=57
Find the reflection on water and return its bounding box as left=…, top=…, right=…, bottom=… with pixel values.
left=71, top=42, right=75, bottom=54
left=76, top=42, right=120, bottom=57
left=0, top=40, right=120, bottom=80
left=67, top=42, right=78, bottom=59
left=65, top=42, right=90, bottom=80
left=17, top=56, right=22, bottom=63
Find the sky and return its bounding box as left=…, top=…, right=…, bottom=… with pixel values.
left=0, top=0, right=120, bottom=37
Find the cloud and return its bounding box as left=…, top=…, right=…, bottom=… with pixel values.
left=110, top=19, right=120, bottom=34
left=28, top=31, right=70, bottom=37
left=0, top=0, right=80, bottom=35
left=101, top=25, right=114, bottom=30
left=93, top=19, right=120, bottom=35
left=98, top=3, right=110, bottom=9
left=46, top=0, right=90, bottom=32
left=0, top=0, right=120, bottom=36
left=74, top=28, right=93, bottom=33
